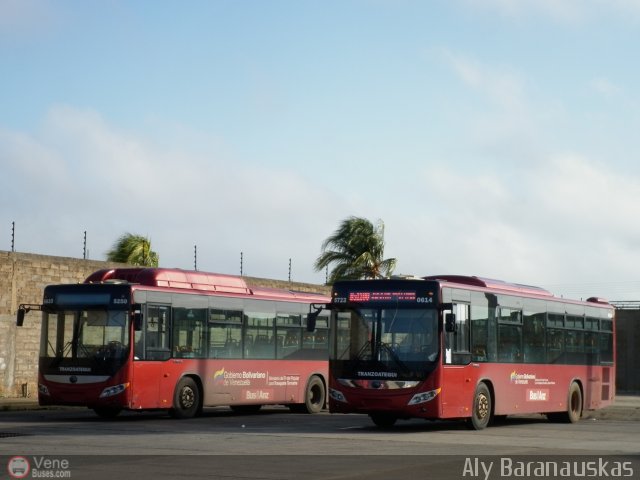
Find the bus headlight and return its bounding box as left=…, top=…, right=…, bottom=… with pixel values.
left=99, top=383, right=129, bottom=398
left=329, top=388, right=348, bottom=403
left=38, top=384, right=50, bottom=396
left=407, top=388, right=441, bottom=406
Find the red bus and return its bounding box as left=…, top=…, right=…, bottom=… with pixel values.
left=17, top=268, right=330, bottom=419
left=317, top=275, right=615, bottom=429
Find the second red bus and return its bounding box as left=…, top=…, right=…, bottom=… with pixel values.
left=320, top=275, right=615, bottom=429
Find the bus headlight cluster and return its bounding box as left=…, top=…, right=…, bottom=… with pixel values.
left=407, top=388, right=441, bottom=406
left=329, top=388, right=347, bottom=403
left=99, top=383, right=129, bottom=398
left=38, top=384, right=50, bottom=396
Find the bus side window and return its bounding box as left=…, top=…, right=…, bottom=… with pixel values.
left=470, top=301, right=489, bottom=362
left=497, top=307, right=523, bottom=363
left=208, top=309, right=243, bottom=359
left=523, top=312, right=545, bottom=363
left=244, top=312, right=275, bottom=359
left=546, top=328, right=564, bottom=363
left=172, top=307, right=207, bottom=358
left=498, top=324, right=522, bottom=363
left=145, top=305, right=171, bottom=361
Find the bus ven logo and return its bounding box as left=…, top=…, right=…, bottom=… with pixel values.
left=7, top=456, right=30, bottom=479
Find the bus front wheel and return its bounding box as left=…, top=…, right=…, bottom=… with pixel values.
left=370, top=413, right=397, bottom=428
left=93, top=406, right=122, bottom=419
left=468, top=382, right=492, bottom=430
left=170, top=377, right=201, bottom=419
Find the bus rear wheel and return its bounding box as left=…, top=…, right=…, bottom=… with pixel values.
left=468, top=382, right=492, bottom=430
left=289, top=375, right=325, bottom=414
left=548, top=382, right=582, bottom=423
left=170, top=377, right=201, bottom=419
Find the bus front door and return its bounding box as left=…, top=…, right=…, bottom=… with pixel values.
left=441, top=303, right=475, bottom=418
left=131, top=305, right=173, bottom=409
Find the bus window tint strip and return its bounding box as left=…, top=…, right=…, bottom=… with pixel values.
left=134, top=299, right=329, bottom=362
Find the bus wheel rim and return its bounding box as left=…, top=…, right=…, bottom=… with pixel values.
left=181, top=387, right=195, bottom=409
left=477, top=393, right=489, bottom=419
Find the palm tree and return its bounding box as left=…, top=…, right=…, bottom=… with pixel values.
left=314, top=216, right=396, bottom=284
left=106, top=233, right=159, bottom=267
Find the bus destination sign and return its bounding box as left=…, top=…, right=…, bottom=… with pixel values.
left=348, top=291, right=417, bottom=302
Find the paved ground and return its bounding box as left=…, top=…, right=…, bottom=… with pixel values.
left=581, top=395, right=640, bottom=421
left=2, top=394, right=639, bottom=420
left=2, top=397, right=638, bottom=479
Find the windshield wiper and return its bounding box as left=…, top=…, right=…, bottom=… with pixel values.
left=354, top=341, right=372, bottom=361
left=378, top=342, right=411, bottom=375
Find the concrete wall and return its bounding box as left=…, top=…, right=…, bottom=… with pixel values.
left=0, top=251, right=329, bottom=398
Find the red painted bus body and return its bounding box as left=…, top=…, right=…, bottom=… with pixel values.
left=326, top=276, right=615, bottom=429
left=31, top=268, right=329, bottom=418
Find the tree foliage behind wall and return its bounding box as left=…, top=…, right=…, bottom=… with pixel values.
left=314, top=216, right=396, bottom=284
left=106, top=233, right=159, bottom=267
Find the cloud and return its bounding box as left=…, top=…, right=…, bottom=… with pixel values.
left=438, top=49, right=547, bottom=165
left=534, top=153, right=640, bottom=236
left=391, top=49, right=640, bottom=298
left=461, top=0, right=587, bottom=24
left=0, top=0, right=61, bottom=38
left=0, top=105, right=345, bottom=283
left=441, top=50, right=528, bottom=113
left=461, top=0, right=640, bottom=25
left=589, top=78, right=622, bottom=98
left=3, top=105, right=640, bottom=299
left=386, top=153, right=640, bottom=297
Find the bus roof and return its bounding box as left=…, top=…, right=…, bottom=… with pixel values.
left=423, top=275, right=611, bottom=305
left=84, top=268, right=328, bottom=302
left=423, top=275, right=554, bottom=297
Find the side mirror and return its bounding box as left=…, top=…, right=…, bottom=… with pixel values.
left=132, top=304, right=143, bottom=331
left=445, top=312, right=457, bottom=333
left=17, top=309, right=25, bottom=327
left=306, top=305, right=323, bottom=332
left=16, top=304, right=42, bottom=327
left=133, top=312, right=143, bottom=331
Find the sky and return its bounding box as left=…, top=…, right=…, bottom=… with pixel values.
left=2, top=0, right=640, bottom=301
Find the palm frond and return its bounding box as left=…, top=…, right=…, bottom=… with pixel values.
left=314, top=216, right=396, bottom=283
left=106, top=233, right=159, bottom=267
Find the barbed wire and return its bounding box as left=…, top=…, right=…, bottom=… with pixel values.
left=9, top=220, right=640, bottom=297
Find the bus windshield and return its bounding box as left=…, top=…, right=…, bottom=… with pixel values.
left=42, top=309, right=130, bottom=372
left=331, top=307, right=438, bottom=381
